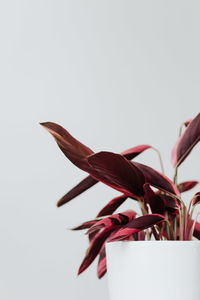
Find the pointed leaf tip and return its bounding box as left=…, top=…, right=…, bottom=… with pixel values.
left=171, top=113, right=200, bottom=167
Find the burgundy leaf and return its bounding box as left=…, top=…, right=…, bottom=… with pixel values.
left=97, top=247, right=107, bottom=279
left=40, top=122, right=93, bottom=171
left=171, top=113, right=200, bottom=167
left=78, top=226, right=118, bottom=275
left=177, top=181, right=199, bottom=193
left=134, top=162, right=179, bottom=196
left=138, top=231, right=146, bottom=240
left=87, top=210, right=136, bottom=235
left=121, top=145, right=151, bottom=160
left=71, top=220, right=98, bottom=231
left=88, top=152, right=145, bottom=199
left=56, top=144, right=151, bottom=207
left=157, top=192, right=179, bottom=213
left=193, top=221, right=200, bottom=239
left=57, top=176, right=98, bottom=207
left=88, top=229, right=100, bottom=242
left=143, top=184, right=165, bottom=215
left=97, top=195, right=128, bottom=217
left=192, top=192, right=200, bottom=206
left=108, top=214, right=165, bottom=242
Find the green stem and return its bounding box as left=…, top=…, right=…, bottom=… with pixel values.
left=178, top=207, right=183, bottom=240
left=182, top=205, right=186, bottom=240
left=173, top=215, right=177, bottom=240
left=152, top=147, right=165, bottom=174
left=165, top=220, right=175, bottom=240
left=173, top=166, right=178, bottom=185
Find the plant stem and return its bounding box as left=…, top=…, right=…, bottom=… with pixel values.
left=152, top=147, right=165, bottom=174
left=165, top=220, right=175, bottom=240
left=173, top=215, right=177, bottom=240
left=190, top=212, right=200, bottom=239
left=182, top=205, right=186, bottom=240
left=178, top=207, right=182, bottom=240
left=152, top=226, right=159, bottom=240
left=173, top=166, right=178, bottom=185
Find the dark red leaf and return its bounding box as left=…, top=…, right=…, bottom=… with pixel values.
left=108, top=214, right=165, bottom=241
left=177, top=181, right=199, bottom=193
left=97, top=247, right=107, bottom=279
left=171, top=113, right=200, bottom=167
left=40, top=122, right=93, bottom=171
left=193, top=221, right=200, bottom=239
left=121, top=145, right=151, bottom=160
left=78, top=226, right=118, bottom=275
left=156, top=192, right=179, bottom=213
left=56, top=144, right=151, bottom=206
left=88, top=152, right=145, bottom=199
left=71, top=220, right=98, bottom=231
left=87, top=210, right=136, bottom=235
left=88, top=229, right=100, bottom=242
left=138, top=231, right=146, bottom=240
left=57, top=176, right=98, bottom=207
left=192, top=192, right=200, bottom=206
left=97, top=195, right=128, bottom=217
left=143, top=184, right=165, bottom=215
left=134, top=162, right=179, bottom=196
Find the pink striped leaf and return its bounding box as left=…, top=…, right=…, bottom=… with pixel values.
left=87, top=210, right=136, bottom=235
left=108, top=214, right=165, bottom=242
left=171, top=113, right=200, bottom=167
left=71, top=220, right=98, bottom=231
left=78, top=226, right=118, bottom=275
left=97, top=247, right=107, bottom=279
left=177, top=181, right=199, bottom=193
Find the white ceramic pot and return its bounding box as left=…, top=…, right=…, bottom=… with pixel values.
left=106, top=241, right=200, bottom=300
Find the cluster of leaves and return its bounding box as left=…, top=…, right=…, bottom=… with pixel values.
left=41, top=112, right=200, bottom=279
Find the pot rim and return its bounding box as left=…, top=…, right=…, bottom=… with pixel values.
left=106, top=240, right=200, bottom=248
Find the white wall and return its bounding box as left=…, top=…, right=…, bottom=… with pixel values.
left=0, top=1, right=200, bottom=299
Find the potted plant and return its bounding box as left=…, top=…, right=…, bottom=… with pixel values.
left=41, top=113, right=200, bottom=300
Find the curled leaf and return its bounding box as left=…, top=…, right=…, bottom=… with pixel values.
left=108, top=214, right=165, bottom=242
left=40, top=122, right=94, bottom=171
left=193, top=221, right=200, bottom=239
left=87, top=210, right=136, bottom=235
left=171, top=113, right=200, bottom=167
left=192, top=192, right=200, bottom=206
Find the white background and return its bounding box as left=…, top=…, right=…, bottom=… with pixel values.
left=0, top=1, right=200, bottom=299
